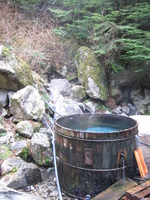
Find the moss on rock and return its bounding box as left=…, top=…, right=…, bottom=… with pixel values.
left=0, top=144, right=13, bottom=161
left=19, top=147, right=30, bottom=162
left=75, top=46, right=109, bottom=101
left=0, top=45, right=33, bottom=91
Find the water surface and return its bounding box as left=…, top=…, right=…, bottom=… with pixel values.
left=84, top=126, right=121, bottom=132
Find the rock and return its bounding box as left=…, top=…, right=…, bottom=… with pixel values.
left=30, top=121, right=42, bottom=132
left=49, top=88, right=63, bottom=104
left=0, top=108, right=7, bottom=117
left=84, top=100, right=99, bottom=113
left=0, top=185, right=44, bottom=200
left=49, top=79, right=71, bottom=96
left=0, top=45, right=33, bottom=91
left=9, top=140, right=28, bottom=156
left=112, top=104, right=132, bottom=116
left=16, top=121, right=33, bottom=139
left=112, top=105, right=123, bottom=115
left=10, top=85, right=45, bottom=121
left=0, top=157, right=42, bottom=189
left=38, top=128, right=52, bottom=141
left=8, top=91, right=15, bottom=104
left=110, top=87, right=122, bottom=103
left=48, top=88, right=83, bottom=118
left=0, top=89, right=9, bottom=107
left=32, top=71, right=48, bottom=95
left=75, top=47, right=109, bottom=101
left=0, top=131, right=13, bottom=145
left=71, top=85, right=86, bottom=101
left=77, top=102, right=92, bottom=113
left=54, top=97, right=83, bottom=118
left=131, top=88, right=150, bottom=114
left=127, top=103, right=138, bottom=115
left=0, top=144, right=13, bottom=160
left=122, top=105, right=130, bottom=115
left=31, top=129, right=53, bottom=166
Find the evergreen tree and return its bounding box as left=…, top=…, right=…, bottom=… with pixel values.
left=48, top=0, right=150, bottom=86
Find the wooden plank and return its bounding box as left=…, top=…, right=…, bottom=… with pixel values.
left=120, top=196, right=129, bottom=200
left=126, top=180, right=150, bottom=198
left=126, top=180, right=150, bottom=200
left=91, top=179, right=137, bottom=200
left=134, top=148, right=148, bottom=178
left=135, top=187, right=150, bottom=200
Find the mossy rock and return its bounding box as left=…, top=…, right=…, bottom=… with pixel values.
left=75, top=47, right=109, bottom=101
left=0, top=45, right=33, bottom=91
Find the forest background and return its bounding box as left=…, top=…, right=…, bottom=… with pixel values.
left=0, top=0, right=150, bottom=88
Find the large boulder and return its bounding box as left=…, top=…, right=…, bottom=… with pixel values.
left=9, top=140, right=30, bottom=161
left=48, top=88, right=83, bottom=118
left=0, top=157, right=42, bottom=189
left=0, top=45, right=33, bottom=91
left=30, top=128, right=53, bottom=166
left=49, top=78, right=71, bottom=97
left=10, top=85, right=45, bottom=121
left=75, top=47, right=109, bottom=101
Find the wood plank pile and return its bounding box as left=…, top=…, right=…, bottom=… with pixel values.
left=91, top=179, right=137, bottom=200
left=121, top=180, right=150, bottom=200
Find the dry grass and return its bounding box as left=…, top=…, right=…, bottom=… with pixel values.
left=0, top=1, right=77, bottom=75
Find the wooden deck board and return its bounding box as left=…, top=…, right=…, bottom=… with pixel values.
left=91, top=179, right=137, bottom=200
left=126, top=180, right=150, bottom=200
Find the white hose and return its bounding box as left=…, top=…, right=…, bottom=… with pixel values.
left=44, top=115, right=62, bottom=200
left=35, top=85, right=62, bottom=199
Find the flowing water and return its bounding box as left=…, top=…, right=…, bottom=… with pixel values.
left=122, top=157, right=125, bottom=181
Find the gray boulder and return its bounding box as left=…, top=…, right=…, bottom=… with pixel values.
left=16, top=121, right=33, bottom=139
left=48, top=88, right=83, bottom=118
left=54, top=97, right=83, bottom=118
left=0, top=157, right=42, bottom=189
left=9, top=140, right=28, bottom=156
left=49, top=78, right=71, bottom=96
left=10, top=85, right=45, bottom=121
left=31, top=128, right=53, bottom=166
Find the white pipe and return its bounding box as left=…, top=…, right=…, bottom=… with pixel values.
left=44, top=115, right=62, bottom=200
